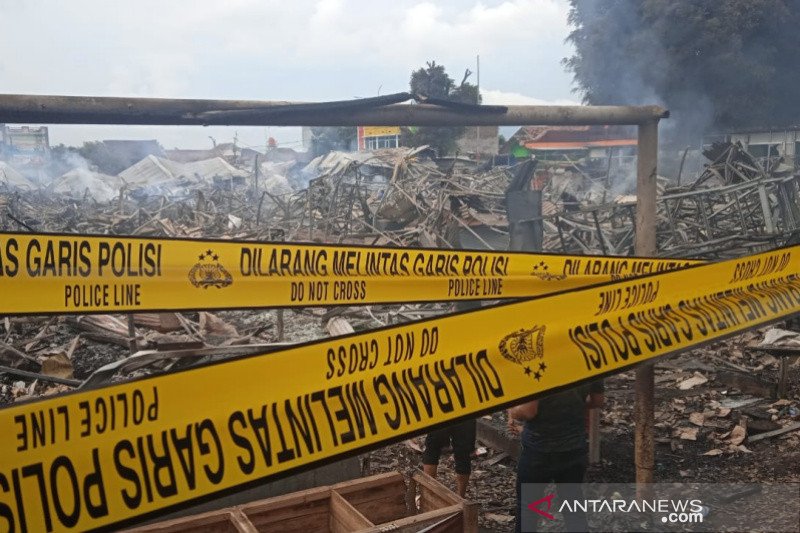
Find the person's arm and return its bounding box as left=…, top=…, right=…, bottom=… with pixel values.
left=508, top=399, right=539, bottom=421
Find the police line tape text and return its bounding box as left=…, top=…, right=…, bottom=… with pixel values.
left=0, top=352, right=501, bottom=532
left=562, top=257, right=695, bottom=281
left=0, top=238, right=162, bottom=278
left=729, top=251, right=791, bottom=283
left=240, top=247, right=509, bottom=278
left=14, top=387, right=159, bottom=452
left=595, top=281, right=660, bottom=316
left=572, top=275, right=800, bottom=371
left=64, top=283, right=142, bottom=308
left=326, top=327, right=439, bottom=379
left=289, top=280, right=367, bottom=303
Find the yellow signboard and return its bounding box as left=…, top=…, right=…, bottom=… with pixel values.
left=0, top=232, right=700, bottom=315
left=362, top=126, right=401, bottom=137
left=0, top=245, right=796, bottom=531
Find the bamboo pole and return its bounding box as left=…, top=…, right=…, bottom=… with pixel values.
left=634, top=120, right=659, bottom=498
left=0, top=94, right=667, bottom=126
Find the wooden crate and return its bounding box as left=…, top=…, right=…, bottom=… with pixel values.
left=129, top=471, right=478, bottom=533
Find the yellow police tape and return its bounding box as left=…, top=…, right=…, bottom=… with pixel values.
left=0, top=231, right=700, bottom=314
left=0, top=244, right=797, bottom=532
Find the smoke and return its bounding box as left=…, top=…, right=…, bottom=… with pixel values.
left=564, top=1, right=718, bottom=149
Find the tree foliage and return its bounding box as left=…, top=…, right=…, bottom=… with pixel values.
left=77, top=141, right=130, bottom=175
left=308, top=127, right=356, bottom=157
left=404, top=61, right=480, bottom=155
left=564, top=0, right=800, bottom=142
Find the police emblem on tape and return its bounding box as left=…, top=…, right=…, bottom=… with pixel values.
left=530, top=261, right=567, bottom=281
left=499, top=325, right=547, bottom=380
left=188, top=249, right=233, bottom=289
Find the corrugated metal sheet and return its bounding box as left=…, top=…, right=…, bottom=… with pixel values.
left=52, top=168, right=122, bottom=202
left=119, top=155, right=248, bottom=188
left=0, top=162, right=35, bottom=190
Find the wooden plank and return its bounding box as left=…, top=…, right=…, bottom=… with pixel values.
left=360, top=506, right=464, bottom=533
left=133, top=313, right=183, bottom=332
left=333, top=471, right=405, bottom=494
left=136, top=472, right=466, bottom=533
left=246, top=509, right=329, bottom=533
left=344, top=486, right=407, bottom=524
left=335, top=472, right=407, bottom=524
left=717, top=370, right=777, bottom=398
left=240, top=486, right=331, bottom=530
left=412, top=472, right=462, bottom=507
left=461, top=501, right=479, bottom=533
left=747, top=422, right=800, bottom=442
left=126, top=510, right=240, bottom=532
left=588, top=408, right=601, bottom=464
left=241, top=485, right=330, bottom=514
left=229, top=509, right=258, bottom=533
left=420, top=489, right=452, bottom=514
left=417, top=513, right=463, bottom=533
left=329, top=491, right=373, bottom=533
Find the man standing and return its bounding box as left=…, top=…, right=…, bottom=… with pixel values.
left=509, top=380, right=604, bottom=532
left=421, top=300, right=479, bottom=498
left=421, top=418, right=477, bottom=498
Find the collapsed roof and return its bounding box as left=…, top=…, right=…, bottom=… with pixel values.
left=51, top=168, right=123, bottom=203
left=119, top=155, right=249, bottom=195
left=0, top=161, right=35, bottom=190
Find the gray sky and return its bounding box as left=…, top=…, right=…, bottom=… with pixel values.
left=0, top=0, right=579, bottom=150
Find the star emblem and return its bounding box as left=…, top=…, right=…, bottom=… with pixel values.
left=198, top=254, right=204, bottom=260
left=539, top=362, right=547, bottom=372
left=524, top=366, right=532, bottom=376
left=212, top=254, right=219, bottom=261
left=533, top=371, right=542, bottom=381
left=206, top=249, right=213, bottom=256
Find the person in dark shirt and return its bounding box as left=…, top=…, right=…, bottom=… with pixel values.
left=508, top=380, right=604, bottom=532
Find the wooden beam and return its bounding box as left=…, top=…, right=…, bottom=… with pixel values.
left=634, top=120, right=659, bottom=498
left=329, top=491, right=374, bottom=533
left=361, top=506, right=464, bottom=533
left=747, top=422, right=800, bottom=442
left=0, top=94, right=668, bottom=126
left=588, top=408, right=601, bottom=464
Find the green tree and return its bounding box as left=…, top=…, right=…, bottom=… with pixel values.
left=404, top=61, right=480, bottom=155
left=563, top=0, right=800, bottom=144
left=308, top=127, right=356, bottom=157
left=77, top=141, right=130, bottom=175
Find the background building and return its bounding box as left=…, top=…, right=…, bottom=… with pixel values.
left=0, top=124, right=50, bottom=165
left=358, top=126, right=401, bottom=150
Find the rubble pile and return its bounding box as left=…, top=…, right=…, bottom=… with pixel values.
left=693, top=141, right=790, bottom=188
left=657, top=141, right=800, bottom=258
left=368, top=324, right=800, bottom=531
left=0, top=140, right=798, bottom=531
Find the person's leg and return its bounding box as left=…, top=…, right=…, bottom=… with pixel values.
left=422, top=429, right=448, bottom=478
left=553, top=450, right=588, bottom=532
left=516, top=448, right=551, bottom=533
left=451, top=419, right=476, bottom=498
left=422, top=463, right=438, bottom=477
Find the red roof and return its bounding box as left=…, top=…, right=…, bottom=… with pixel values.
left=513, top=125, right=636, bottom=150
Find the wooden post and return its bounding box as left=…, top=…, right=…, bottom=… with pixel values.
left=127, top=315, right=138, bottom=355
left=778, top=357, right=790, bottom=399
left=634, top=120, right=658, bottom=498
left=588, top=408, right=601, bottom=464
left=276, top=309, right=285, bottom=342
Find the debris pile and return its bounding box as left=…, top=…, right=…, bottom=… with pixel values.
left=693, top=141, right=792, bottom=188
